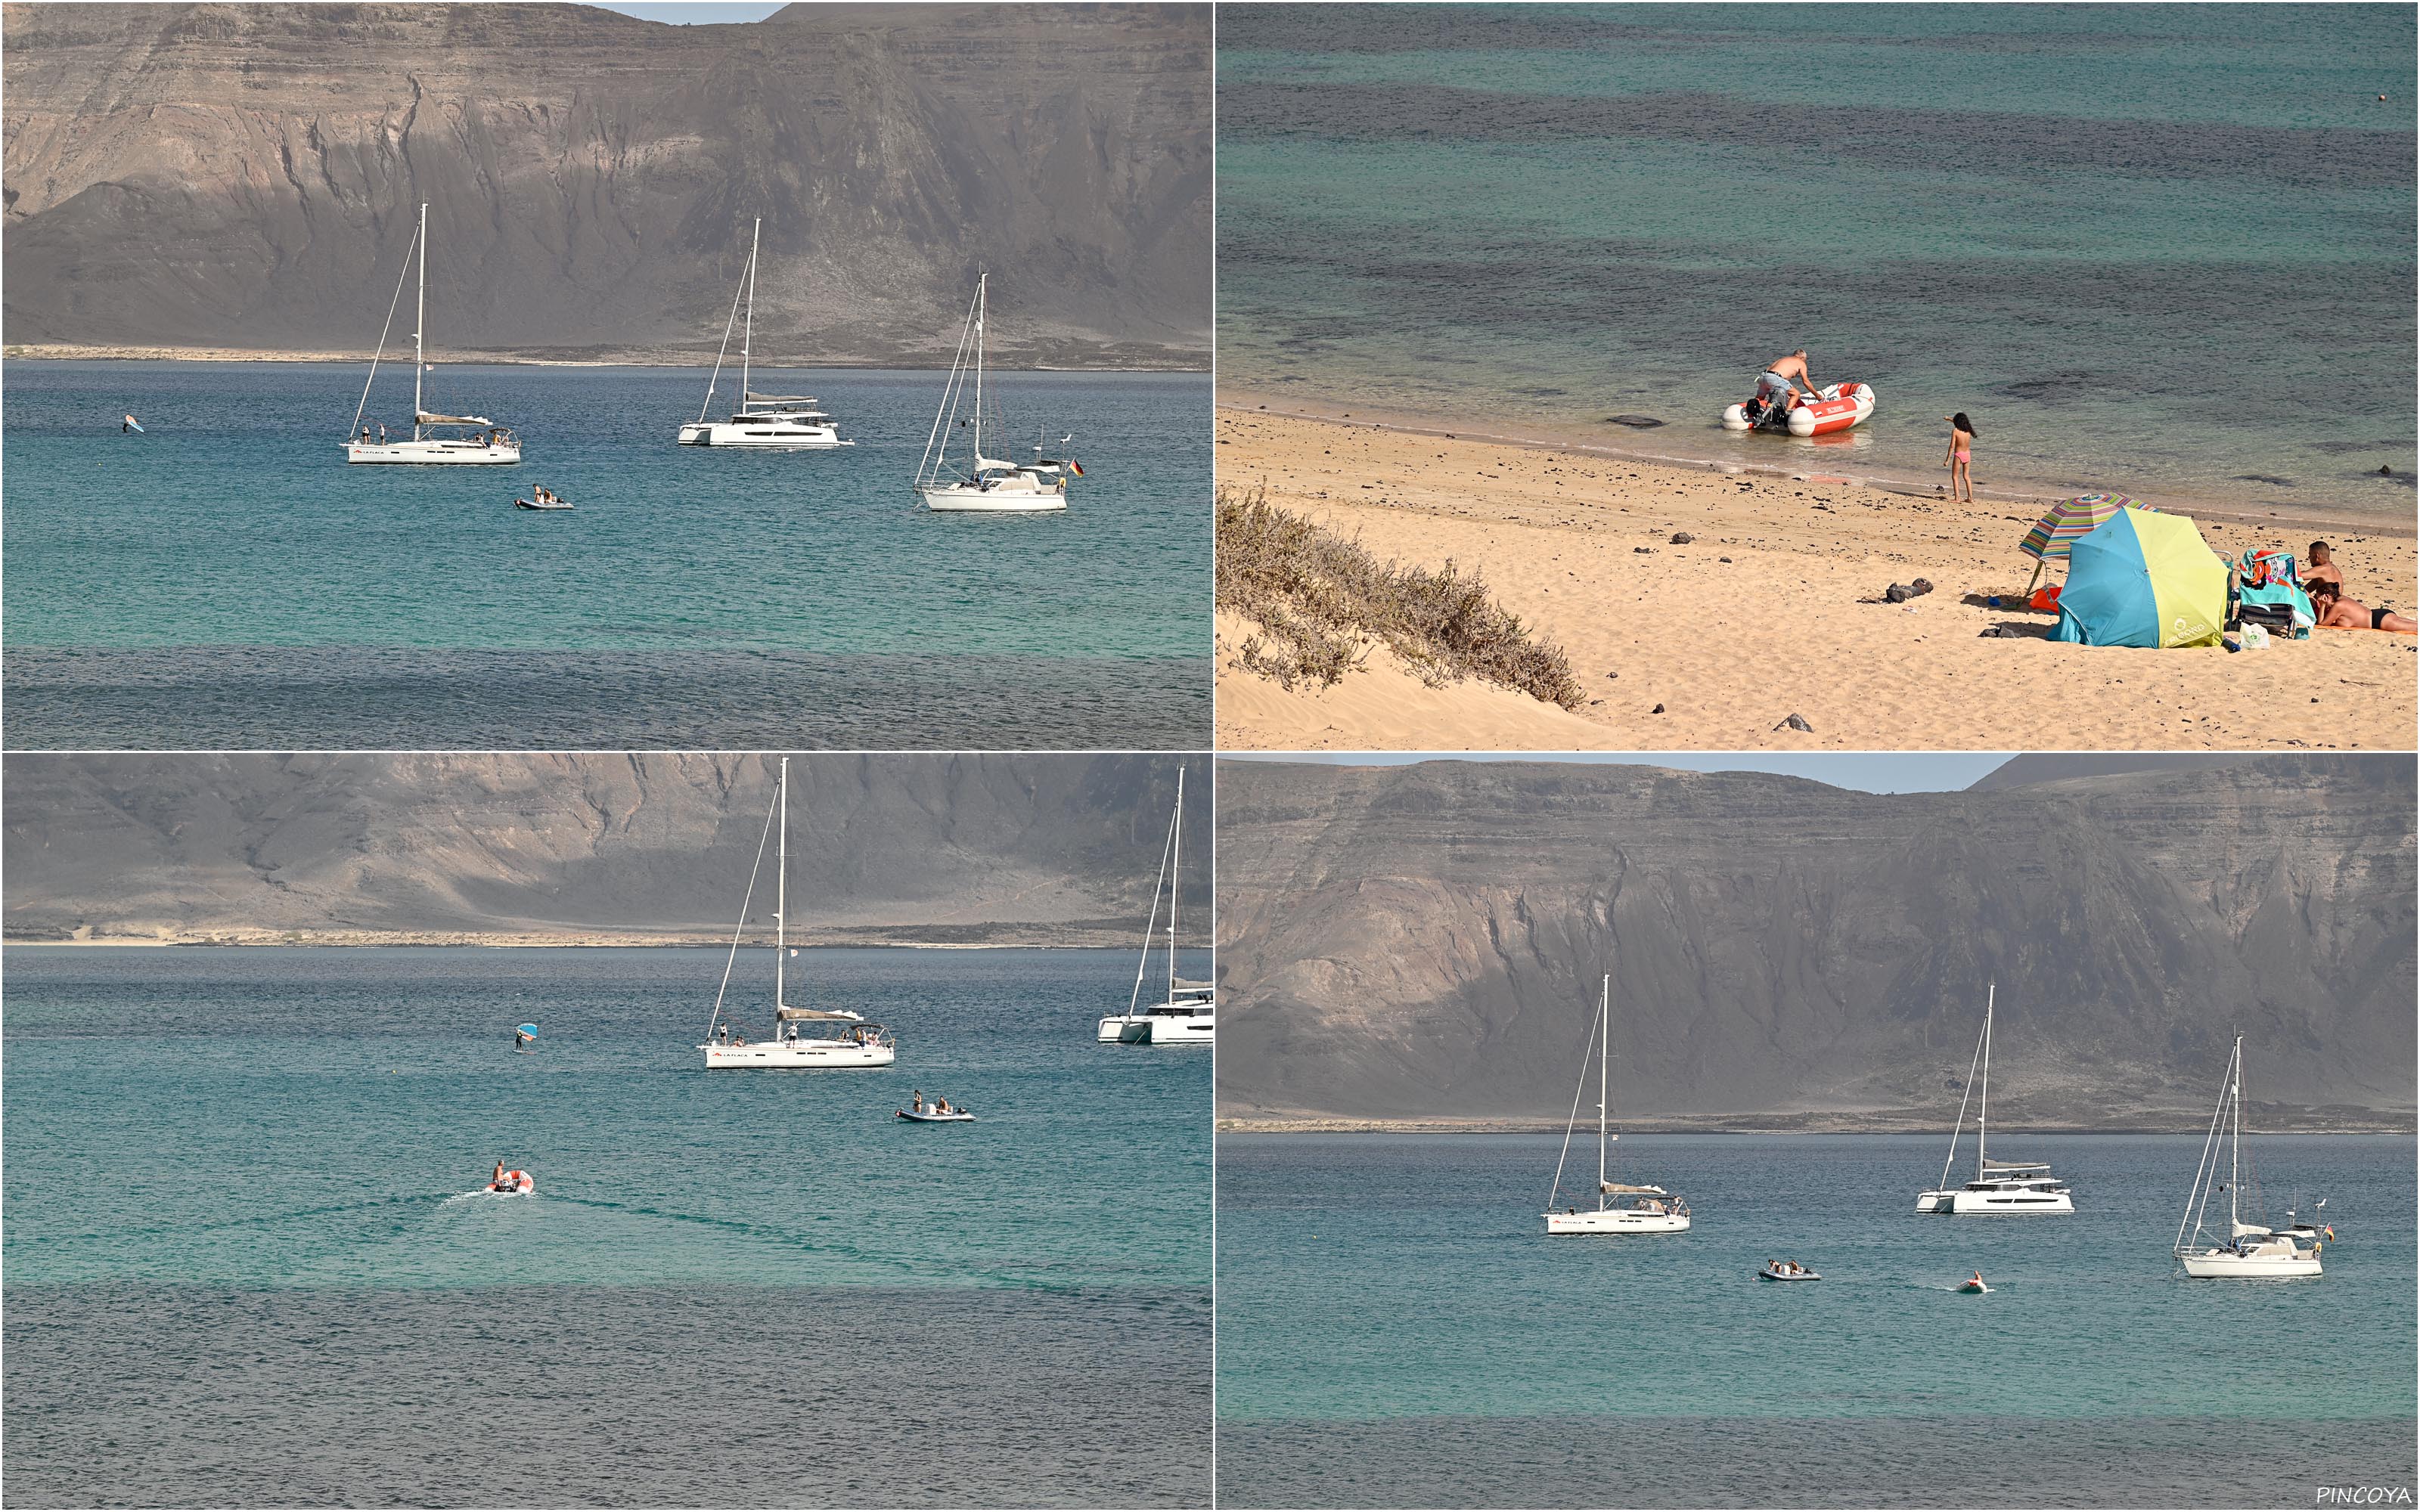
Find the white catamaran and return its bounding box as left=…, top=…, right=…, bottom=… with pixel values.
left=1544, top=973, right=1689, bottom=1235
left=346, top=202, right=520, bottom=464
left=914, top=274, right=1077, bottom=512
left=2173, top=1036, right=2325, bottom=1278
left=700, top=757, right=895, bottom=1069
left=677, top=217, right=852, bottom=449
left=1914, top=983, right=2075, bottom=1214
left=1097, top=767, right=1212, bottom=1046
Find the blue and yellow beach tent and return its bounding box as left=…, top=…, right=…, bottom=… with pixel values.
left=2048, top=507, right=2228, bottom=649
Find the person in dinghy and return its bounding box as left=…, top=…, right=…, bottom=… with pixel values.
left=1751, top=350, right=1820, bottom=418
left=1723, top=349, right=1876, bottom=435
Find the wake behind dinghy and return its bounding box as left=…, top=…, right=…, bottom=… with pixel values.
left=1723, top=380, right=1876, bottom=437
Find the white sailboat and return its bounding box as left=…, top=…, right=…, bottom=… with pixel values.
left=914, top=274, right=1076, bottom=512
left=2173, top=1036, right=2324, bottom=1278
left=677, top=218, right=852, bottom=448
left=1914, top=983, right=2075, bottom=1214
left=700, top=756, right=895, bottom=1069
left=1097, top=767, right=1213, bottom=1046
left=346, top=202, right=520, bottom=464
left=1544, top=974, right=1689, bottom=1235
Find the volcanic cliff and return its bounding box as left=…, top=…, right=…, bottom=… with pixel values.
left=1, top=2, right=1210, bottom=364
left=1215, top=756, right=2415, bottom=1129
left=4, top=751, right=1208, bottom=947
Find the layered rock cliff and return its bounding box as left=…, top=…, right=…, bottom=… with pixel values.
left=1216, top=757, right=2415, bottom=1127
left=1, top=2, right=1210, bottom=364
left=3, top=751, right=1208, bottom=946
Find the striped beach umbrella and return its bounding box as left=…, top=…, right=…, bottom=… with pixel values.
left=2019, top=493, right=2138, bottom=561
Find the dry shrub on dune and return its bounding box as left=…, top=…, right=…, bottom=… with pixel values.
left=1215, top=486, right=1584, bottom=710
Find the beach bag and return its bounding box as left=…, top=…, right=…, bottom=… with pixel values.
left=2027, top=584, right=2062, bottom=613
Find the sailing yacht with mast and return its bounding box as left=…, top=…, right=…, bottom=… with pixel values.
left=1097, top=767, right=1212, bottom=1046
left=700, top=757, right=895, bottom=1069
left=346, top=203, right=520, bottom=464
left=2173, top=1036, right=2324, bottom=1278
left=914, top=274, right=1077, bottom=512
left=677, top=218, right=852, bottom=448
left=1914, top=984, right=2075, bottom=1214
left=1544, top=974, right=1689, bottom=1234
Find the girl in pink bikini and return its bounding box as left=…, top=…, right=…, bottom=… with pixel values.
left=1944, top=413, right=1976, bottom=502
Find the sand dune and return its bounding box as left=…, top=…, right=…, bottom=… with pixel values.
left=1217, top=407, right=2418, bottom=752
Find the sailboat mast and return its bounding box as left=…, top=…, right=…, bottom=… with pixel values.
left=1167, top=767, right=1184, bottom=1003
left=413, top=201, right=427, bottom=438
left=973, top=274, right=985, bottom=464
left=740, top=217, right=759, bottom=411
left=1976, top=981, right=1993, bottom=1179
left=1598, top=974, right=1610, bottom=1200
left=775, top=755, right=788, bottom=1009
left=2229, top=1035, right=2243, bottom=1232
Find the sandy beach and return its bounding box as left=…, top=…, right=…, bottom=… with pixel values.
left=1218, top=404, right=2418, bottom=752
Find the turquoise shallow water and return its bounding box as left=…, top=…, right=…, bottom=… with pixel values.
left=3, top=946, right=1210, bottom=1505
left=1220, top=4, right=2419, bottom=518
left=1, top=361, right=1210, bottom=747
left=1216, top=1132, right=2418, bottom=1507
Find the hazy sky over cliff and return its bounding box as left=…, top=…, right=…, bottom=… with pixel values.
left=591, top=3, right=783, bottom=23
left=1219, top=753, right=2008, bottom=795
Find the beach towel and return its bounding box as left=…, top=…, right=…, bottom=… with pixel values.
left=2234, top=548, right=2314, bottom=638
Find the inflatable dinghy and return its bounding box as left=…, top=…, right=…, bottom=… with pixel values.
left=486, top=1170, right=535, bottom=1194
left=1758, top=1263, right=1822, bottom=1281
left=1956, top=1278, right=1990, bottom=1295
left=515, top=497, right=573, bottom=511
left=1723, top=381, right=1876, bottom=438
left=898, top=1108, right=975, bottom=1123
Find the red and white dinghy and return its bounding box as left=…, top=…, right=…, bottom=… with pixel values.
left=1723, top=380, right=1876, bottom=437
left=486, top=1170, right=535, bottom=1196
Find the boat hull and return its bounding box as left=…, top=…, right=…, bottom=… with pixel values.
left=1758, top=1269, right=1820, bottom=1281
left=2179, top=1250, right=2322, bottom=1278
left=1936, top=1188, right=2074, bottom=1214
left=1915, top=1190, right=1953, bottom=1213
left=347, top=441, right=521, bottom=465
left=898, top=1110, right=975, bottom=1123
left=700, top=1040, right=895, bottom=1069
left=1721, top=382, right=1876, bottom=437
left=678, top=421, right=852, bottom=448
left=1097, top=1010, right=1215, bottom=1046
left=921, top=484, right=1068, bottom=513
left=1544, top=1209, right=1690, bottom=1235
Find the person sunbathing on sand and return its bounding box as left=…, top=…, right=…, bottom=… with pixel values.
left=2313, top=590, right=2415, bottom=634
